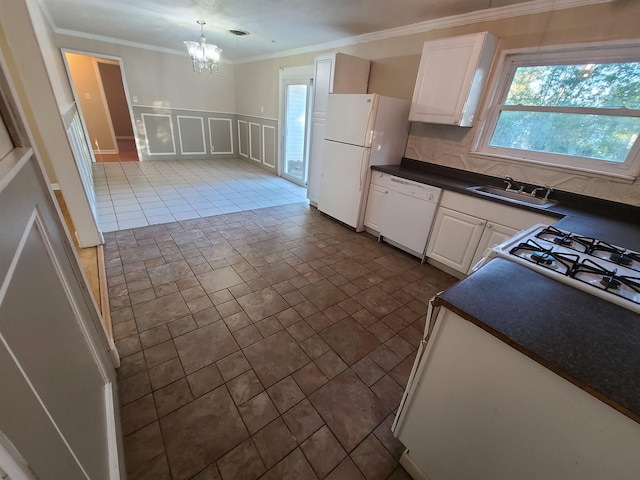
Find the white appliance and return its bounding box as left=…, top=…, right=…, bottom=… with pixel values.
left=318, top=94, right=410, bottom=231
left=475, top=223, right=640, bottom=314
left=380, top=176, right=442, bottom=259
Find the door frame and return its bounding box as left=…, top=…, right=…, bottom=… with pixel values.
left=61, top=49, right=139, bottom=162
left=278, top=65, right=313, bottom=186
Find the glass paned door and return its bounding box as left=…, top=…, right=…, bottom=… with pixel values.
left=282, top=82, right=310, bottom=185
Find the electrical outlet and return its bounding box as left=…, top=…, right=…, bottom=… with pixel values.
left=211, top=145, right=215, bottom=152
left=132, top=95, right=138, bottom=103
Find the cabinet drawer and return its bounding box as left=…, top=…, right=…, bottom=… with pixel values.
left=370, top=171, right=390, bottom=188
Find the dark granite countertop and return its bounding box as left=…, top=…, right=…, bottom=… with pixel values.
left=376, top=159, right=640, bottom=422
left=372, top=158, right=640, bottom=251
left=433, top=258, right=640, bottom=423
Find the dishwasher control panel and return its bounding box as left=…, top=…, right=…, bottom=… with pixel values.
left=389, top=176, right=442, bottom=203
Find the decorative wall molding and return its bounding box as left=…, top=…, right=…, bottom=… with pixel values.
left=249, top=122, right=262, bottom=163
left=262, top=125, right=276, bottom=168
left=208, top=118, right=234, bottom=155
left=134, top=107, right=238, bottom=161
left=140, top=113, right=176, bottom=156
left=237, top=120, right=249, bottom=158
left=236, top=0, right=615, bottom=63
left=131, top=107, right=278, bottom=169
left=43, top=0, right=612, bottom=64
left=177, top=115, right=206, bottom=155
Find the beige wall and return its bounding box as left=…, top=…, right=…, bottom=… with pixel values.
left=403, top=2, right=640, bottom=206
left=66, top=52, right=117, bottom=152
left=235, top=1, right=640, bottom=205
left=55, top=34, right=236, bottom=114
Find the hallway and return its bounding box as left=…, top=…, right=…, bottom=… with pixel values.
left=94, top=159, right=307, bottom=231
left=108, top=203, right=457, bottom=479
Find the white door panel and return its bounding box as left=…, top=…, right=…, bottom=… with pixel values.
left=306, top=118, right=326, bottom=203
left=0, top=52, right=121, bottom=479
left=325, top=94, right=375, bottom=146
left=318, top=140, right=368, bottom=228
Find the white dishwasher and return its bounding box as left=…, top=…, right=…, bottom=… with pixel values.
left=380, top=176, right=442, bottom=260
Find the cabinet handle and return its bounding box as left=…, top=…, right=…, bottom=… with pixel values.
left=487, top=223, right=492, bottom=228
left=478, top=221, right=483, bottom=225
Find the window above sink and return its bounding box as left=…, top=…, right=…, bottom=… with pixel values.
left=472, top=40, right=640, bottom=181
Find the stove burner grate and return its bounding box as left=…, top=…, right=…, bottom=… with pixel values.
left=571, top=259, right=640, bottom=304
left=534, top=226, right=594, bottom=253
left=589, top=241, right=640, bottom=271
left=509, top=239, right=580, bottom=275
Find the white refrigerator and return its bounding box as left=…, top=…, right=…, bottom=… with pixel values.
left=318, top=94, right=410, bottom=231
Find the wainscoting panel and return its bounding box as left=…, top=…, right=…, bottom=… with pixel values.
left=249, top=122, right=262, bottom=163
left=237, top=120, right=249, bottom=158
left=177, top=116, right=206, bottom=155
left=131, top=107, right=276, bottom=170
left=141, top=113, right=176, bottom=156
left=262, top=125, right=276, bottom=168
left=208, top=118, right=234, bottom=155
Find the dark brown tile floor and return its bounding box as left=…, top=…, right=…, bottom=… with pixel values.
left=107, top=203, right=457, bottom=480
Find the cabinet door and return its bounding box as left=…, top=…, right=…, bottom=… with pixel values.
left=312, top=56, right=334, bottom=118
left=409, top=32, right=495, bottom=126
left=364, top=184, right=388, bottom=232
left=306, top=117, right=326, bottom=204
left=426, top=207, right=485, bottom=273
left=468, top=222, right=519, bottom=274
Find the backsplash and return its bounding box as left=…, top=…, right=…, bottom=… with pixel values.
left=405, top=122, right=640, bottom=207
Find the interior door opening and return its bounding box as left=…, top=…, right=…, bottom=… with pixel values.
left=63, top=51, right=139, bottom=162
left=279, top=66, right=313, bottom=187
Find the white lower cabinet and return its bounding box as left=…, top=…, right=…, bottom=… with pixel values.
left=393, top=307, right=640, bottom=480
left=364, top=184, right=388, bottom=232
left=469, top=221, right=518, bottom=272
left=426, top=190, right=556, bottom=276
left=426, top=207, right=486, bottom=273
left=363, top=171, right=391, bottom=233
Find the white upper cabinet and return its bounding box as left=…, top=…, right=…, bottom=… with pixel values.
left=311, top=53, right=371, bottom=119
left=409, top=32, right=498, bottom=126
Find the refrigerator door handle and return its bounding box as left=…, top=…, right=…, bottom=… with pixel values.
left=367, top=129, right=374, bottom=146
left=359, top=153, right=367, bottom=191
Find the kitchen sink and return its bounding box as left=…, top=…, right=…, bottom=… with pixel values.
left=467, top=185, right=557, bottom=208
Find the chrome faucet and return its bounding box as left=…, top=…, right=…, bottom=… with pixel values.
left=530, top=185, right=553, bottom=199
left=543, top=186, right=553, bottom=200
left=504, top=175, right=524, bottom=192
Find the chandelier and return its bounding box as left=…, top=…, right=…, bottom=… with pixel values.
left=184, top=20, right=222, bottom=74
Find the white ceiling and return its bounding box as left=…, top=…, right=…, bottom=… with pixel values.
left=38, top=0, right=600, bottom=62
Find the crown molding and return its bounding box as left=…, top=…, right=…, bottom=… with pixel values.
left=234, top=0, right=614, bottom=64
left=53, top=28, right=188, bottom=57
left=45, top=0, right=614, bottom=65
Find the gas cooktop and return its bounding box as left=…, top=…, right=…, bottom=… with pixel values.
left=485, top=224, right=640, bottom=314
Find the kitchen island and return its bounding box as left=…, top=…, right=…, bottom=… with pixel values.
left=393, top=258, right=640, bottom=480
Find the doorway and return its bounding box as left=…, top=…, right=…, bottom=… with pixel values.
left=279, top=66, right=313, bottom=186
left=63, top=51, right=138, bottom=162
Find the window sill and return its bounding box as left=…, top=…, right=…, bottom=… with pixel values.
left=468, top=151, right=637, bottom=184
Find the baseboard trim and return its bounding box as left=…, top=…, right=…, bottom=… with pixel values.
left=97, top=244, right=113, bottom=341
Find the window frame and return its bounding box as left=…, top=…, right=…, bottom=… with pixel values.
left=472, top=41, right=640, bottom=181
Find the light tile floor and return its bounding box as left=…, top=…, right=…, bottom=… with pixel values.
left=93, top=159, right=307, bottom=232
